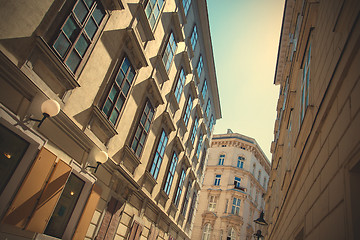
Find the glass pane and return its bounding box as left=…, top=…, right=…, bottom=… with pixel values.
left=139, top=133, right=146, bottom=145
left=84, top=0, right=94, bottom=8
left=93, top=4, right=105, bottom=25
left=0, top=125, right=29, bottom=195
left=66, top=50, right=81, bottom=73
left=53, top=33, right=70, bottom=58
left=122, top=81, right=130, bottom=96
left=75, top=34, right=89, bottom=57
left=109, top=86, right=118, bottom=101
left=74, top=0, right=89, bottom=24
left=121, top=58, right=131, bottom=75
left=140, top=114, right=147, bottom=125
left=135, top=145, right=142, bottom=157
left=63, top=16, right=80, bottom=43
left=85, top=17, right=97, bottom=39
left=128, top=69, right=135, bottom=83
left=131, top=138, right=138, bottom=151
left=115, top=70, right=125, bottom=86
left=109, top=109, right=119, bottom=125
left=144, top=103, right=150, bottom=114
left=144, top=119, right=151, bottom=132
left=153, top=5, right=160, bottom=20
left=44, top=174, right=84, bottom=238
left=150, top=15, right=156, bottom=28
left=135, top=127, right=142, bottom=139
left=115, top=95, right=125, bottom=111
left=102, top=99, right=112, bottom=116
left=158, top=0, right=164, bottom=8
left=148, top=110, right=154, bottom=121
left=145, top=4, right=151, bottom=19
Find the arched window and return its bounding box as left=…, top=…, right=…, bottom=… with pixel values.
left=202, top=223, right=212, bottom=240
left=227, top=227, right=236, bottom=240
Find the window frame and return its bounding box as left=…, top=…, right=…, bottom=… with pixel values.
left=180, top=179, right=192, bottom=216
left=183, top=95, right=193, bottom=126
left=163, top=151, right=178, bottom=195
left=202, top=223, right=212, bottom=240
left=201, top=80, right=208, bottom=100
left=218, top=154, right=225, bottom=165
left=214, top=174, right=221, bottom=186
left=205, top=99, right=211, bottom=119
left=149, top=129, right=169, bottom=180
left=173, top=168, right=186, bottom=206
left=145, top=0, right=165, bottom=30
left=300, top=43, right=311, bottom=124
left=234, top=177, right=241, bottom=188
left=162, top=32, right=177, bottom=72
left=208, top=195, right=217, bottom=212
left=190, top=116, right=199, bottom=145
left=231, top=197, right=241, bottom=215
left=190, top=25, right=198, bottom=50
left=237, top=156, right=245, bottom=169
left=174, top=68, right=186, bottom=103
left=197, top=55, right=204, bottom=78
left=182, top=0, right=192, bottom=16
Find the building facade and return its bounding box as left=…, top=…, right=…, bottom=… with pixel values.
left=266, top=0, right=360, bottom=239
left=0, top=0, right=221, bottom=239
left=191, top=131, right=270, bottom=240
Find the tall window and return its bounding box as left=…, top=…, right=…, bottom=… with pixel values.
left=202, top=223, right=211, bottom=240
left=197, top=55, right=203, bottom=77
left=201, top=80, right=208, bottom=99
left=131, top=100, right=155, bottom=157
left=227, top=228, right=236, bottom=240
left=234, top=177, right=241, bottom=188
left=52, top=0, right=105, bottom=73
left=149, top=129, right=168, bottom=179
left=209, top=115, right=215, bottom=131
left=195, top=133, right=203, bottom=158
left=231, top=197, right=241, bottom=215
left=190, top=25, right=198, bottom=50
left=190, top=117, right=199, bottom=144
left=218, top=154, right=225, bottom=165
left=162, top=32, right=177, bottom=71
left=214, top=174, right=221, bottom=186
left=174, top=168, right=186, bottom=206
left=182, top=0, right=191, bottom=16
left=163, top=152, right=178, bottom=195
left=237, top=156, right=245, bottom=169
left=208, top=195, right=216, bottom=212
left=145, top=0, right=165, bottom=29
left=102, top=56, right=136, bottom=125
left=187, top=191, right=197, bottom=223
left=181, top=180, right=192, bottom=216
left=205, top=99, right=211, bottom=118
left=174, top=68, right=186, bottom=103
left=300, top=44, right=311, bottom=123
left=183, top=95, right=193, bottom=126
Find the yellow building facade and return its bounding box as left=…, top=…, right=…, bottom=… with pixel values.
left=266, top=0, right=360, bottom=239
left=0, top=0, right=221, bottom=239
left=191, top=131, right=270, bottom=240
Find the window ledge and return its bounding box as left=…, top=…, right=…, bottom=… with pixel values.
left=143, top=170, right=157, bottom=193
left=169, top=91, right=180, bottom=112
left=186, top=38, right=194, bottom=59
left=89, top=105, right=118, bottom=143
left=156, top=55, right=170, bottom=82
left=159, top=189, right=170, bottom=201
left=172, top=12, right=185, bottom=42
left=178, top=117, right=188, bottom=133
left=182, top=154, right=191, bottom=169
left=122, top=144, right=141, bottom=173
left=162, top=111, right=176, bottom=133
left=136, top=3, right=155, bottom=41
left=195, top=104, right=203, bottom=118
left=147, top=78, right=164, bottom=107
left=189, top=80, right=198, bottom=99
left=200, top=122, right=207, bottom=134
left=193, top=69, right=200, bottom=84
left=125, top=28, right=148, bottom=69
left=173, top=135, right=185, bottom=153
left=181, top=51, right=192, bottom=74
left=33, top=36, right=80, bottom=90
left=177, top=0, right=187, bottom=25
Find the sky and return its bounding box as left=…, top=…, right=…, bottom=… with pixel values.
left=207, top=0, right=285, bottom=160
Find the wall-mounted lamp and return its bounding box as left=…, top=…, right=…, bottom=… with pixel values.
left=253, top=230, right=264, bottom=240
left=254, top=211, right=268, bottom=226
left=86, top=150, right=108, bottom=173
left=29, top=99, right=60, bottom=127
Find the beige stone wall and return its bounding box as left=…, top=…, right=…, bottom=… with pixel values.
left=192, top=133, right=270, bottom=240
left=267, top=0, right=360, bottom=239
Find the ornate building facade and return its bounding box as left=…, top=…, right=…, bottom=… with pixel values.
left=191, top=131, right=270, bottom=240
left=0, top=0, right=221, bottom=239
left=266, top=0, right=360, bottom=239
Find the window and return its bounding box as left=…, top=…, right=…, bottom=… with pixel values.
left=174, top=68, right=186, bottom=103
left=190, top=25, right=198, bottom=50
left=197, top=55, right=203, bottom=77
left=252, top=163, right=256, bottom=175
left=131, top=100, right=155, bottom=157
left=187, top=191, right=197, bottom=223
left=234, top=177, right=241, bottom=188
left=227, top=228, right=236, bottom=240
left=300, top=43, right=311, bottom=123
left=214, top=174, right=221, bottom=186
left=263, top=177, right=267, bottom=188
left=209, top=115, right=215, bottom=131
left=231, top=197, right=241, bottom=215
left=182, top=0, right=191, bottom=16
left=183, top=95, right=193, bottom=126
left=174, top=168, right=186, bottom=206
left=258, top=170, right=261, bottom=181
left=102, top=56, right=136, bottom=125
left=195, top=133, right=203, bottom=158
left=44, top=174, right=85, bottom=237
left=224, top=199, right=228, bottom=213
left=201, top=80, right=208, bottom=100
left=163, top=152, right=178, bottom=195
left=181, top=180, right=192, bottom=216
left=205, top=99, right=211, bottom=119
left=52, top=0, right=105, bottom=73
left=237, top=156, right=244, bottom=169
left=202, top=223, right=212, bottom=240
left=198, top=146, right=207, bottom=173
left=149, top=129, right=168, bottom=179
left=145, top=0, right=165, bottom=29
left=162, top=32, right=177, bottom=71
left=190, top=117, right=199, bottom=144
left=208, top=195, right=216, bottom=212
left=218, top=154, right=225, bottom=165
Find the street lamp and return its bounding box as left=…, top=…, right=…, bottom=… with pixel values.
left=29, top=99, right=60, bottom=127
left=253, top=211, right=268, bottom=239
left=86, top=150, right=108, bottom=173
left=253, top=230, right=264, bottom=240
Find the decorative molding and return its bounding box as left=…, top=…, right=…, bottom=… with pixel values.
left=171, top=12, right=185, bottom=42
left=125, top=27, right=148, bottom=69
left=162, top=111, right=176, bottom=133
left=147, top=78, right=165, bottom=107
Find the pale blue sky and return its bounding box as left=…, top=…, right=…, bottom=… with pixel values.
left=207, top=0, right=285, bottom=160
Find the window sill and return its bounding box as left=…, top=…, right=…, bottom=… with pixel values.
left=195, top=104, right=203, bottom=119
left=169, top=91, right=180, bottom=112
left=162, top=110, right=176, bottom=133
left=156, top=55, right=170, bottom=82
left=189, top=80, right=198, bottom=99
left=173, top=135, right=185, bottom=153
left=125, top=28, right=148, bottom=69
left=146, top=78, right=164, bottom=108
left=172, top=12, right=185, bottom=42
left=136, top=3, right=155, bottom=41
left=143, top=170, right=157, bottom=194
left=122, top=144, right=141, bottom=174
left=181, top=51, right=192, bottom=74
left=89, top=105, right=118, bottom=144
